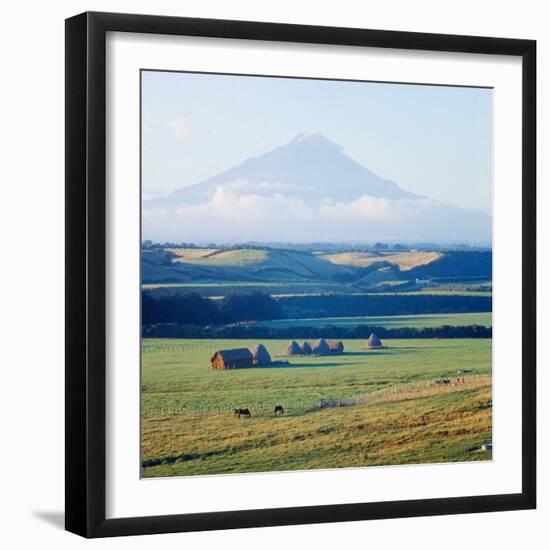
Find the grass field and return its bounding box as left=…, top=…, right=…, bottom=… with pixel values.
left=365, top=291, right=492, bottom=297
left=243, top=312, right=491, bottom=330
left=169, top=248, right=269, bottom=266
left=380, top=289, right=492, bottom=297
left=142, top=281, right=362, bottom=297
left=166, top=247, right=218, bottom=261
left=142, top=283, right=492, bottom=299
left=141, top=338, right=492, bottom=477
left=321, top=251, right=442, bottom=270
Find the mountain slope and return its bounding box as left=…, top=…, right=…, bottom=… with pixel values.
left=143, top=132, right=491, bottom=243
left=149, top=132, right=418, bottom=207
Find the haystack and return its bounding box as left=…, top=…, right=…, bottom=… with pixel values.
left=287, top=340, right=303, bottom=356
left=327, top=339, right=344, bottom=354
left=253, top=343, right=271, bottom=366
left=301, top=341, right=312, bottom=355
left=311, top=338, right=330, bottom=356
left=367, top=333, right=383, bottom=349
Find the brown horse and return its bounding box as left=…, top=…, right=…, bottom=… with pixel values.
left=274, top=405, right=284, bottom=415
left=234, top=408, right=251, bottom=419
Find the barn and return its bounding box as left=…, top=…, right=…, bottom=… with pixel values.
left=210, top=348, right=254, bottom=369
left=327, top=340, right=344, bottom=354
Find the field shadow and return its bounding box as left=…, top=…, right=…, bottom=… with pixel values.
left=343, top=351, right=390, bottom=356
left=344, top=349, right=418, bottom=356
left=259, top=361, right=344, bottom=369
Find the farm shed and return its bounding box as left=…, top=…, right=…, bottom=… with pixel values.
left=327, top=340, right=344, bottom=354
left=287, top=340, right=303, bottom=356
left=301, top=341, right=312, bottom=355
left=310, top=338, right=331, bottom=356
left=366, top=333, right=383, bottom=349
left=253, top=344, right=272, bottom=366
left=210, top=348, right=253, bottom=369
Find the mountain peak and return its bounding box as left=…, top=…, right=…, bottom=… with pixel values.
left=149, top=131, right=420, bottom=204
left=142, top=132, right=491, bottom=243
left=290, top=131, right=333, bottom=146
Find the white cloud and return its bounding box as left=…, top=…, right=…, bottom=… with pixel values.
left=317, top=196, right=433, bottom=223
left=172, top=186, right=429, bottom=225
left=168, top=116, right=190, bottom=142
left=143, top=183, right=449, bottom=242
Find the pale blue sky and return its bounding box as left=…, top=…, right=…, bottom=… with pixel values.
left=142, top=70, right=492, bottom=213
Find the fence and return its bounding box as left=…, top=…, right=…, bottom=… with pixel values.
left=319, top=374, right=491, bottom=409
left=143, top=374, right=491, bottom=416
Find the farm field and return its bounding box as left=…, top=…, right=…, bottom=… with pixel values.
left=169, top=248, right=269, bottom=266
left=142, top=246, right=492, bottom=294
left=320, top=250, right=442, bottom=270
left=367, top=286, right=492, bottom=297
left=141, top=338, right=492, bottom=477
left=242, top=312, right=492, bottom=330
left=142, top=281, right=358, bottom=297
left=383, top=290, right=492, bottom=297
left=142, top=283, right=492, bottom=299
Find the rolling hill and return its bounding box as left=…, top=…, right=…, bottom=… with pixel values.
left=321, top=251, right=442, bottom=270
left=142, top=246, right=357, bottom=284
left=142, top=245, right=492, bottom=290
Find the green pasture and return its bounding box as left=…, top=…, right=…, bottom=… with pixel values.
left=142, top=338, right=492, bottom=477
left=243, top=312, right=492, bottom=330
left=142, top=282, right=492, bottom=299
left=142, top=281, right=361, bottom=297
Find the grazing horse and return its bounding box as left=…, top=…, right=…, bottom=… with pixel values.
left=274, top=405, right=284, bottom=415
left=234, top=408, right=251, bottom=419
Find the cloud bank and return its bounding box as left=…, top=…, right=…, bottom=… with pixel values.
left=142, top=181, right=490, bottom=244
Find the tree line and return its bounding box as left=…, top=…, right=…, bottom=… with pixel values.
left=142, top=290, right=491, bottom=327
left=278, top=293, right=491, bottom=319
left=142, top=291, right=281, bottom=325
left=143, top=322, right=491, bottom=339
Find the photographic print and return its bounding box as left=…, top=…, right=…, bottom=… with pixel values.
left=140, top=70, right=493, bottom=479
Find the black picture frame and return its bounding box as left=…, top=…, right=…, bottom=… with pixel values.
left=65, top=11, right=536, bottom=538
